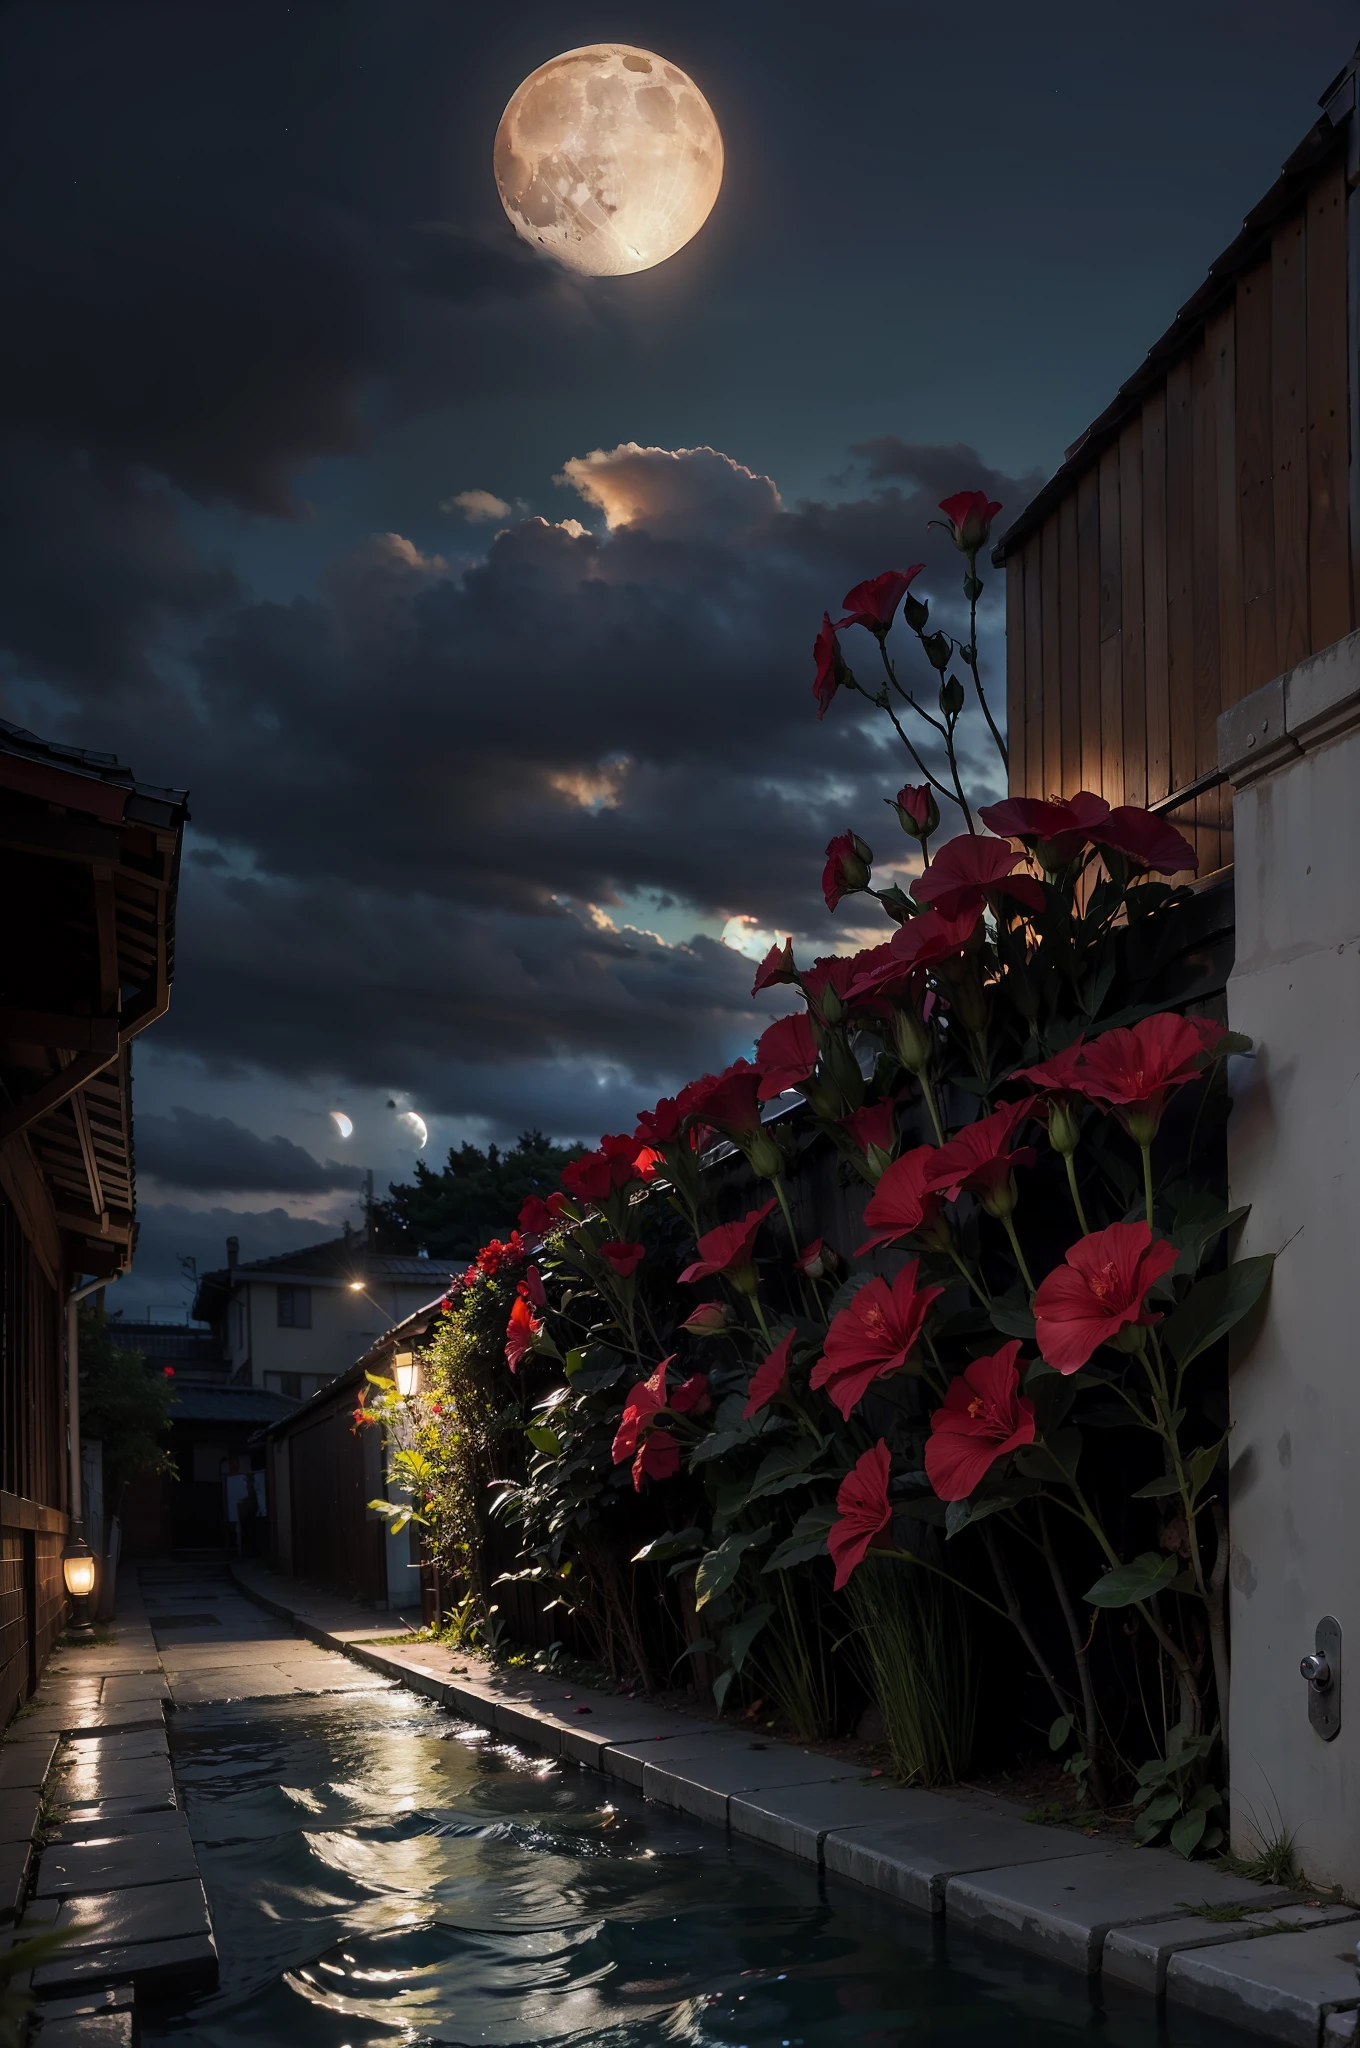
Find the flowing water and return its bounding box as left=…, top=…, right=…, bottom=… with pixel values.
left=142, top=1689, right=1253, bottom=2048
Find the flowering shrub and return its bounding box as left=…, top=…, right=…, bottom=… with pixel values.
left=368, top=488, right=1265, bottom=1841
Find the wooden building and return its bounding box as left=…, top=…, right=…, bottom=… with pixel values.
left=996, top=47, right=1360, bottom=871
left=0, top=719, right=186, bottom=1726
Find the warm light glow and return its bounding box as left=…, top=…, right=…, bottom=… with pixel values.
left=393, top=1351, right=418, bottom=1400
left=494, top=46, right=723, bottom=278
left=348, top=1280, right=364, bottom=1292
left=62, top=1548, right=96, bottom=1598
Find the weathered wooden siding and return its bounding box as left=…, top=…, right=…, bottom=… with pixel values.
left=1003, top=153, right=1353, bottom=875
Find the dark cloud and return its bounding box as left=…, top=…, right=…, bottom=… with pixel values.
left=136, top=1109, right=360, bottom=1196
left=119, top=1202, right=361, bottom=1311
left=27, top=436, right=1034, bottom=1130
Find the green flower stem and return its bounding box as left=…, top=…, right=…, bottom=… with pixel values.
left=1000, top=1212, right=1037, bottom=1299
left=749, top=1295, right=775, bottom=1349
left=962, top=585, right=1009, bottom=773
left=877, top=1547, right=1010, bottom=1624
left=849, top=678, right=956, bottom=814
left=1141, top=1144, right=1155, bottom=1232
left=919, top=1070, right=947, bottom=1145
left=945, top=1239, right=991, bottom=1308
left=1064, top=1153, right=1091, bottom=1237
left=771, top=1175, right=800, bottom=1256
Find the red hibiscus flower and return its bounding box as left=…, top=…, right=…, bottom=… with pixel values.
left=839, top=1098, right=901, bottom=1164
left=635, top=1095, right=684, bottom=1147
left=855, top=1145, right=946, bottom=1254
left=670, top=1372, right=711, bottom=1415
left=828, top=1441, right=893, bottom=1591
left=978, top=791, right=1110, bottom=868
left=814, top=612, right=847, bottom=719
left=1034, top=1221, right=1180, bottom=1373
left=839, top=567, right=924, bottom=636
left=632, top=1429, right=680, bottom=1490
left=1074, top=1013, right=1224, bottom=1144
left=755, top=1013, right=818, bottom=1101
left=823, top=829, right=874, bottom=912
left=934, top=491, right=1003, bottom=556
left=518, top=1192, right=569, bottom=1234
left=678, top=1199, right=778, bottom=1290
left=891, top=905, right=983, bottom=973
left=743, top=1330, right=795, bottom=1419
left=911, top=835, right=1045, bottom=920
left=1093, top=805, right=1197, bottom=875
left=682, top=1300, right=730, bottom=1335
left=924, top=1341, right=1036, bottom=1500
left=504, top=1294, right=542, bottom=1373
left=811, top=1258, right=943, bottom=1419
left=1014, top=1039, right=1089, bottom=1092
left=801, top=953, right=864, bottom=1024
left=752, top=937, right=797, bottom=994
left=611, top=1359, right=670, bottom=1464
left=518, top=1265, right=547, bottom=1308
left=598, top=1241, right=645, bottom=1281
left=928, top=1099, right=1035, bottom=1205
left=686, top=1060, right=764, bottom=1139
left=561, top=1132, right=645, bottom=1205
left=795, top=1237, right=836, bottom=1279
left=891, top=783, right=940, bottom=841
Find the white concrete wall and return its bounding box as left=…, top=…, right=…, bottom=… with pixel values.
left=237, top=1278, right=438, bottom=1387
left=1222, top=628, right=1360, bottom=1892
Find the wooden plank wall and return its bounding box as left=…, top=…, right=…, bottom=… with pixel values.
left=1005, top=159, right=1352, bottom=875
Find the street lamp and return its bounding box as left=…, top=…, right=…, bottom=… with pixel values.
left=62, top=1535, right=97, bottom=1638
left=392, top=1349, right=419, bottom=1399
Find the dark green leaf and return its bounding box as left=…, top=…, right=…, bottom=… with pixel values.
left=1170, top=1808, right=1208, bottom=1858
left=725, top=1602, right=774, bottom=1674
left=1162, top=1257, right=1274, bottom=1370
left=896, top=1495, right=948, bottom=1526
left=762, top=1506, right=835, bottom=1571
left=1015, top=1427, right=1082, bottom=1482
left=990, top=1296, right=1036, bottom=1341
left=1188, top=1438, right=1227, bottom=1498
left=1085, top=1551, right=1180, bottom=1608
left=695, top=1527, right=771, bottom=1608
left=1049, top=1715, right=1073, bottom=1752
left=525, top=1426, right=562, bottom=1456
left=631, top=1528, right=704, bottom=1566
left=1131, top=1474, right=1183, bottom=1499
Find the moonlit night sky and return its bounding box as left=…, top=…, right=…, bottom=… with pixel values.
left=2, top=0, right=1353, bottom=1310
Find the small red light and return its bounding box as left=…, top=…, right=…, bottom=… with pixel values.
left=163, top=1366, right=175, bottom=1377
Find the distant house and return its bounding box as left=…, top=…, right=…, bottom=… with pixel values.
left=103, top=1318, right=297, bottom=1556
left=0, top=717, right=186, bottom=1723
left=191, top=1231, right=454, bottom=1403
left=260, top=1294, right=448, bottom=1611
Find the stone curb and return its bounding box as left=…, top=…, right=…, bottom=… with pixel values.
left=228, top=1563, right=1360, bottom=2047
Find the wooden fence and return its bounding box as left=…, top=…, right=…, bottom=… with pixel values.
left=999, top=124, right=1355, bottom=874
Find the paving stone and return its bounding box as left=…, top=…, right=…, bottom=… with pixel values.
left=37, top=1826, right=198, bottom=1897
left=600, top=1731, right=752, bottom=1791
left=96, top=1679, right=168, bottom=1705
left=1, top=1839, right=31, bottom=1921
left=27, top=1983, right=135, bottom=2017
left=31, top=1930, right=217, bottom=1998
left=823, top=1812, right=1106, bottom=1917
left=945, top=1849, right=1302, bottom=1974
left=50, top=1793, right=177, bottom=1825
left=48, top=1877, right=210, bottom=1952
left=641, top=1744, right=855, bottom=1827
left=59, top=1758, right=173, bottom=1811
left=0, top=1736, right=58, bottom=1790
left=31, top=2013, right=132, bottom=2046
left=53, top=1808, right=189, bottom=1846
left=1106, top=1905, right=1360, bottom=1996
left=63, top=1733, right=167, bottom=1766
left=1167, top=1921, right=1360, bottom=2046
left=10, top=1712, right=163, bottom=1743
left=729, top=1778, right=961, bottom=1861
left=0, top=1786, right=43, bottom=1847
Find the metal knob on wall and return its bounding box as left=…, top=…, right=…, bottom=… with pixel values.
left=1302, top=1617, right=1341, bottom=1740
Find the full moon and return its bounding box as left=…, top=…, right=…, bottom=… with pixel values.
left=494, top=45, right=723, bottom=278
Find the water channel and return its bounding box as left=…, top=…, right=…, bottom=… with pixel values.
left=140, top=1682, right=1259, bottom=2048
